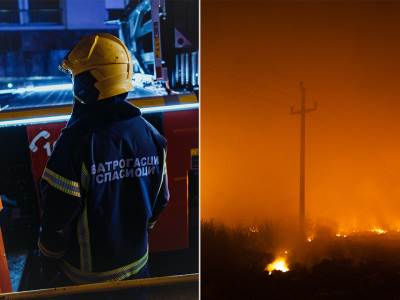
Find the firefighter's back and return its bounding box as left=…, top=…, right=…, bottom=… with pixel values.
left=58, top=101, right=167, bottom=283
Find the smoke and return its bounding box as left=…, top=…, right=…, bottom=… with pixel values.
left=201, top=1, right=400, bottom=230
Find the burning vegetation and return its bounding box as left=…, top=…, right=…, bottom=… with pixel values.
left=265, top=256, right=290, bottom=275
left=202, top=220, right=400, bottom=299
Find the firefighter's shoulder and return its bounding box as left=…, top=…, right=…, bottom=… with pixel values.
left=44, top=128, right=83, bottom=186
left=140, top=117, right=167, bottom=146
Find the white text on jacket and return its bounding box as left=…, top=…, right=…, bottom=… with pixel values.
left=91, top=156, right=160, bottom=184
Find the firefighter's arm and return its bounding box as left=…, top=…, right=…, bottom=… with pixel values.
left=38, top=167, right=83, bottom=259
left=148, top=148, right=170, bottom=229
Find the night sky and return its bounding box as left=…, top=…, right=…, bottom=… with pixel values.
left=201, top=0, right=400, bottom=230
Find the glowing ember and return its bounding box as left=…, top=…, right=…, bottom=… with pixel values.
left=334, top=227, right=390, bottom=237
left=370, top=228, right=387, bottom=235
left=265, top=257, right=290, bottom=275
left=307, top=237, right=313, bottom=242
left=248, top=226, right=259, bottom=233
left=336, top=233, right=348, bottom=238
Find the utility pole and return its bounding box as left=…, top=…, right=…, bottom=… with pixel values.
left=290, top=82, right=317, bottom=239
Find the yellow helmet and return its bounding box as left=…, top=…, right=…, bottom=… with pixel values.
left=59, top=33, right=133, bottom=101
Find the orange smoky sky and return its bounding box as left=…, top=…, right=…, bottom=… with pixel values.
left=201, top=0, right=400, bottom=229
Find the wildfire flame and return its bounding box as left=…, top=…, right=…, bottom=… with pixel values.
left=334, top=227, right=388, bottom=238
left=370, top=227, right=387, bottom=235
left=248, top=226, right=259, bottom=233
left=265, top=257, right=290, bottom=275
left=335, top=233, right=348, bottom=238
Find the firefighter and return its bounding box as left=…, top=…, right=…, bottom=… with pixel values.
left=37, top=33, right=169, bottom=285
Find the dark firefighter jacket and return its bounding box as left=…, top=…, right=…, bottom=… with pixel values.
left=38, top=96, right=169, bottom=284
